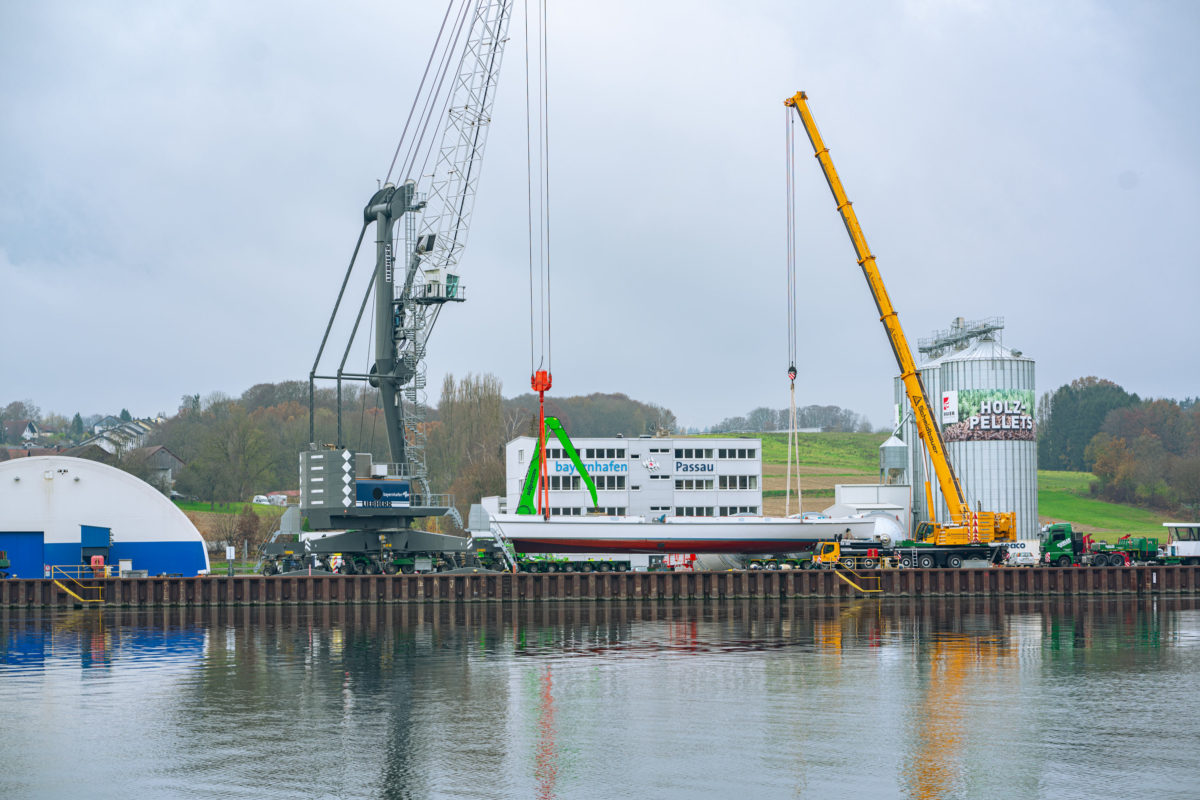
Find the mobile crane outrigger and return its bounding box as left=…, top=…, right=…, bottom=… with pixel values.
left=785, top=90, right=1016, bottom=555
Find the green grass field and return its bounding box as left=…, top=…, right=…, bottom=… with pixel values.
left=697, top=432, right=1184, bottom=538
left=691, top=431, right=885, bottom=472
left=1037, top=470, right=1179, bottom=540
left=174, top=500, right=284, bottom=521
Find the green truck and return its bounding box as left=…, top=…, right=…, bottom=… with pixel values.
left=1040, top=523, right=1180, bottom=567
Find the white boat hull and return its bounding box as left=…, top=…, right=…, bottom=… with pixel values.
left=491, top=513, right=879, bottom=554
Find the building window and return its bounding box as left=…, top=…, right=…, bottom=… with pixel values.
left=674, top=478, right=714, bottom=491
left=593, top=475, right=627, bottom=490
left=719, top=505, right=760, bottom=516
left=550, top=475, right=582, bottom=491
left=719, top=475, right=758, bottom=490
left=649, top=474, right=670, bottom=480
left=674, top=506, right=715, bottom=517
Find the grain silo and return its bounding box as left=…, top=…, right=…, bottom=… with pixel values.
left=894, top=317, right=1038, bottom=539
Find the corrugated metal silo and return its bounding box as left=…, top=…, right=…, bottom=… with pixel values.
left=895, top=317, right=1038, bottom=539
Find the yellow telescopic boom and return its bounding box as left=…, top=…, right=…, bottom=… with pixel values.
left=785, top=90, right=1014, bottom=543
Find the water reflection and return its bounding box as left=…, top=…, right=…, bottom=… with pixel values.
left=2, top=597, right=1199, bottom=800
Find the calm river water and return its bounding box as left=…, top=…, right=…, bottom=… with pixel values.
left=2, top=596, right=1199, bottom=799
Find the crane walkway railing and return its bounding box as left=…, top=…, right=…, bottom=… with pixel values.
left=51, top=565, right=106, bottom=604
left=487, top=520, right=518, bottom=573
left=831, top=568, right=882, bottom=594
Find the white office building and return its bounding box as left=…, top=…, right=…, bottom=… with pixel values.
left=503, top=435, right=763, bottom=517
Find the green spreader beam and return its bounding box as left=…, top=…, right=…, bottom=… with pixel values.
left=516, top=417, right=598, bottom=515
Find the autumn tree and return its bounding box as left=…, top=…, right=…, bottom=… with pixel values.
left=426, top=373, right=506, bottom=522
left=234, top=504, right=264, bottom=556
left=173, top=404, right=274, bottom=504
left=1038, top=377, right=1139, bottom=471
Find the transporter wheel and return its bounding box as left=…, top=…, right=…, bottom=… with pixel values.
left=616, top=563, right=629, bottom=572
left=900, top=556, right=913, bottom=568
left=767, top=561, right=780, bottom=571
left=1056, top=556, right=1072, bottom=568
left=918, top=555, right=935, bottom=569
left=800, top=560, right=814, bottom=571
left=839, top=558, right=855, bottom=570
left=261, top=562, right=277, bottom=576
left=1092, top=553, right=1108, bottom=567
left=946, top=555, right=963, bottom=569
left=859, top=557, right=877, bottom=569
left=382, top=562, right=399, bottom=575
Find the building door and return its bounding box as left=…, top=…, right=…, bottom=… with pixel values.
left=80, top=525, right=112, bottom=566
left=0, top=531, right=46, bottom=579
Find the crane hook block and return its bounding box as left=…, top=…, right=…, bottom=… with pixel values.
left=787, top=365, right=797, bottom=381
left=531, top=370, right=552, bottom=393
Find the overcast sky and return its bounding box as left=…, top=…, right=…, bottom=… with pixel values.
left=2, top=0, right=1198, bottom=431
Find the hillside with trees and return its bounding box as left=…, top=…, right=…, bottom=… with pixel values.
left=1038, top=377, right=1199, bottom=518
left=709, top=404, right=874, bottom=434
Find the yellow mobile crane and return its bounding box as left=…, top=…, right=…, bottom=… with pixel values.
left=785, top=90, right=1015, bottom=548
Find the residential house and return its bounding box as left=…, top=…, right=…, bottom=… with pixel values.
left=78, top=418, right=158, bottom=457
left=3, top=419, right=39, bottom=444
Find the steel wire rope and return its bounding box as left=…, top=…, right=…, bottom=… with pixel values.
left=524, top=0, right=536, bottom=375
left=525, top=0, right=550, bottom=375
left=784, top=107, right=802, bottom=515
left=385, top=0, right=460, bottom=185
left=392, top=0, right=473, bottom=188
left=414, top=0, right=477, bottom=182
left=540, top=0, right=551, bottom=373
left=537, top=0, right=549, bottom=374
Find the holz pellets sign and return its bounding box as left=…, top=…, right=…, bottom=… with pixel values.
left=355, top=479, right=411, bottom=508
left=941, top=389, right=1035, bottom=442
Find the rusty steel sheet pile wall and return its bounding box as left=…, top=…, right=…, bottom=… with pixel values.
left=3, top=566, right=1200, bottom=608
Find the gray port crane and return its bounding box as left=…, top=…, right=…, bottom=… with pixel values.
left=263, top=0, right=514, bottom=575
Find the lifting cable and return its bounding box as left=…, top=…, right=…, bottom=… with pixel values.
left=784, top=106, right=802, bottom=516
left=525, top=0, right=552, bottom=518
left=385, top=0, right=475, bottom=186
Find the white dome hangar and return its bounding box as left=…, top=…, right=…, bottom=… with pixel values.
left=0, top=456, right=210, bottom=578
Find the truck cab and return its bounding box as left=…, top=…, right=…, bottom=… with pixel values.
left=1041, top=523, right=1084, bottom=567
left=813, top=541, right=841, bottom=568
left=1164, top=523, right=1200, bottom=565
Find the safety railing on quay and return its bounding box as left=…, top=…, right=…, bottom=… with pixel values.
left=50, top=565, right=106, bottom=604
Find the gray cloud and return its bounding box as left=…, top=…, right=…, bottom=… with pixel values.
left=2, top=0, right=1197, bottom=430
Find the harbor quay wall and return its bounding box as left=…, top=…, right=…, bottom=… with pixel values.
left=4, top=565, right=1200, bottom=607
